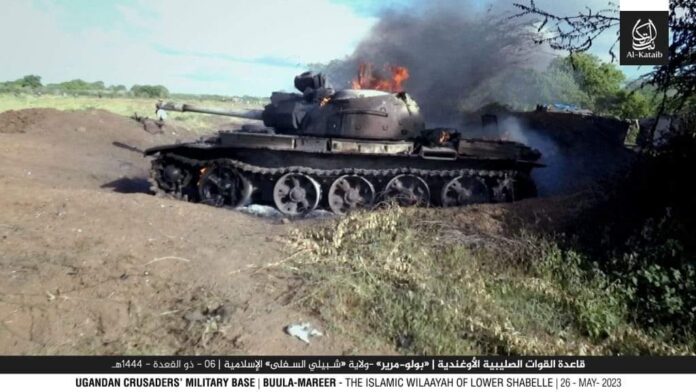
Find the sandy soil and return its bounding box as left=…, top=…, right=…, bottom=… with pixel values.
left=0, top=108, right=354, bottom=354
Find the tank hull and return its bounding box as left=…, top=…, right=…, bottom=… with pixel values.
left=145, top=131, right=539, bottom=215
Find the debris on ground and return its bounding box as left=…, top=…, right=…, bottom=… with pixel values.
left=237, top=204, right=335, bottom=220
left=132, top=112, right=164, bottom=134
left=285, top=322, right=323, bottom=344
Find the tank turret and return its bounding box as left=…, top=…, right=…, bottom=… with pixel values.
left=157, top=71, right=425, bottom=140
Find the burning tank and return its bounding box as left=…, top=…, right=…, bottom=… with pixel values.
left=144, top=71, right=542, bottom=216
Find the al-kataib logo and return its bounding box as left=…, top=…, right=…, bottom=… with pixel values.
left=632, top=18, right=657, bottom=51
left=620, top=10, right=667, bottom=64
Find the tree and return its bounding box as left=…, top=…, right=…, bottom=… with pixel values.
left=50, top=79, right=105, bottom=92
left=552, top=53, right=624, bottom=99
left=546, top=53, right=653, bottom=117
left=457, top=65, right=592, bottom=111
left=513, top=1, right=696, bottom=116
left=613, top=90, right=652, bottom=119
left=19, top=75, right=42, bottom=89
left=110, top=84, right=127, bottom=92
left=460, top=52, right=652, bottom=117
left=130, top=84, right=169, bottom=98
left=0, top=75, right=43, bottom=90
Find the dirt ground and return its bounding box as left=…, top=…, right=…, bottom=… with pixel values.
left=0, top=108, right=589, bottom=355
left=0, top=108, right=359, bottom=354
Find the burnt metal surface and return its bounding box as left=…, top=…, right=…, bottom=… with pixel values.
left=146, top=71, right=542, bottom=216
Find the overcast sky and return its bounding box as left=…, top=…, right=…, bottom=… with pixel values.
left=0, top=0, right=640, bottom=96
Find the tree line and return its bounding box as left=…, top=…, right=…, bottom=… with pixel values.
left=503, top=52, right=657, bottom=119
left=0, top=75, right=170, bottom=98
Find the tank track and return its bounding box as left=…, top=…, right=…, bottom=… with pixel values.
left=149, top=152, right=532, bottom=214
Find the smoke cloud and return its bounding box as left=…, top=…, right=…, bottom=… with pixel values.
left=318, top=0, right=632, bottom=197
left=321, top=0, right=552, bottom=126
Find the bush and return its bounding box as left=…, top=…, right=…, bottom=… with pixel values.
left=573, top=111, right=696, bottom=335
left=0, top=74, right=43, bottom=91
left=47, top=79, right=105, bottom=92
left=130, top=84, right=169, bottom=98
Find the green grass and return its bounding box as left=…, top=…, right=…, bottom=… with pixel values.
left=282, top=206, right=694, bottom=355
left=0, top=93, right=264, bottom=132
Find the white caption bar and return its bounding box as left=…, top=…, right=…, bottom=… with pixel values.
left=1, top=374, right=696, bottom=391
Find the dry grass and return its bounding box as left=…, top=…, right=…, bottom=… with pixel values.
left=281, top=206, right=694, bottom=355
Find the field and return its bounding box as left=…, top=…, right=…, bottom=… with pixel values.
left=0, top=93, right=263, bottom=133
left=0, top=94, right=693, bottom=355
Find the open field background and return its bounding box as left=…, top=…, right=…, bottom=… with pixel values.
left=0, top=93, right=263, bottom=133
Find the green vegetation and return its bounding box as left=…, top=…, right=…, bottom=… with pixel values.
left=461, top=53, right=657, bottom=117
left=461, top=64, right=592, bottom=112
left=131, top=84, right=169, bottom=98
left=0, top=93, right=265, bottom=132
left=0, top=74, right=268, bottom=105
left=50, top=79, right=107, bottom=92
left=285, top=206, right=693, bottom=355
left=552, top=53, right=655, bottom=118
left=0, top=75, right=267, bottom=132
left=576, top=112, right=696, bottom=333
left=4, top=74, right=44, bottom=89
left=0, top=75, right=134, bottom=97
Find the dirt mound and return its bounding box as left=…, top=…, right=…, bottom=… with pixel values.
left=0, top=108, right=352, bottom=354
left=0, top=109, right=47, bottom=134
left=0, top=108, right=198, bottom=191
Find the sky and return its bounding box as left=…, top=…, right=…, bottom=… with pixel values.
left=0, top=0, right=641, bottom=96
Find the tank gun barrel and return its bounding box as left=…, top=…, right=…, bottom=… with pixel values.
left=157, top=102, right=264, bottom=121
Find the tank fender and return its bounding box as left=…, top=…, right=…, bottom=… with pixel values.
left=143, top=143, right=216, bottom=156
left=143, top=144, right=186, bottom=156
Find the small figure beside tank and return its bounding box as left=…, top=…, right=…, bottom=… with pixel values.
left=144, top=71, right=542, bottom=216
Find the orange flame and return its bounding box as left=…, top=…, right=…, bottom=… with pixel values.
left=351, top=63, right=409, bottom=92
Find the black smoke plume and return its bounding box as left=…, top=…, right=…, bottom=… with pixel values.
left=321, top=1, right=547, bottom=126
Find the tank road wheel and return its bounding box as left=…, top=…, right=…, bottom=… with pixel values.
left=273, top=173, right=321, bottom=216
left=441, top=176, right=490, bottom=207
left=328, top=175, right=376, bottom=215
left=151, top=160, right=195, bottom=200
left=198, top=165, right=251, bottom=208
left=384, top=174, right=430, bottom=207
left=492, top=177, right=514, bottom=203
